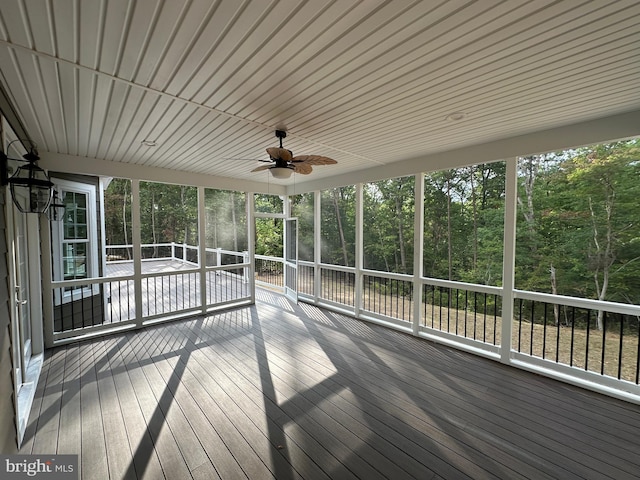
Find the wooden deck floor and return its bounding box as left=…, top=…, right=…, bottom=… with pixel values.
left=21, top=289, right=640, bottom=479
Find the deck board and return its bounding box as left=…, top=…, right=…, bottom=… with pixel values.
left=20, top=290, right=640, bottom=479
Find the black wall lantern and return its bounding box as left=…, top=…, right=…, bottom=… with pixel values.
left=0, top=140, right=53, bottom=214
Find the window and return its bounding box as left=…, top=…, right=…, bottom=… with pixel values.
left=51, top=179, right=99, bottom=303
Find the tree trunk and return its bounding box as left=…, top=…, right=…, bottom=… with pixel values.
left=395, top=194, right=406, bottom=274
left=517, top=156, right=538, bottom=253
left=550, top=263, right=559, bottom=325
left=589, top=194, right=615, bottom=331
left=332, top=189, right=349, bottom=266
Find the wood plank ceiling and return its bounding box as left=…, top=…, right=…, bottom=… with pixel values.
left=0, top=0, right=638, bottom=189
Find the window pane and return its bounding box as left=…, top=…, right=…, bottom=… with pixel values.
left=291, top=193, right=314, bottom=262
left=63, top=242, right=88, bottom=280
left=76, top=208, right=86, bottom=224
left=139, top=181, right=198, bottom=265
left=204, top=188, right=247, bottom=267
left=75, top=192, right=86, bottom=208
left=515, top=140, right=640, bottom=303
left=423, top=163, right=505, bottom=285
left=254, top=194, right=283, bottom=214
left=63, top=191, right=89, bottom=240
left=321, top=186, right=355, bottom=266
left=363, top=176, right=414, bottom=274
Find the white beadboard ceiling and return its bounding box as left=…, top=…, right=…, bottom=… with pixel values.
left=0, top=0, right=639, bottom=192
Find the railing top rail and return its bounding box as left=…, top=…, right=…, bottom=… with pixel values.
left=107, top=243, right=247, bottom=257
left=255, top=254, right=286, bottom=263
left=361, top=268, right=412, bottom=282
left=319, top=263, right=356, bottom=274
left=421, top=276, right=502, bottom=295
left=51, top=275, right=132, bottom=287
left=514, top=289, right=640, bottom=316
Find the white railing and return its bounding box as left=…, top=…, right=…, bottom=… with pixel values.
left=46, top=243, right=252, bottom=344
left=295, top=260, right=640, bottom=402
left=52, top=244, right=640, bottom=402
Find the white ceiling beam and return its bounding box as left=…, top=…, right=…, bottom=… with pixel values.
left=39, top=151, right=286, bottom=195
left=287, top=109, right=640, bottom=194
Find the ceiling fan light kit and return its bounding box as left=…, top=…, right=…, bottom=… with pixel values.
left=269, top=167, right=293, bottom=179
left=250, top=130, right=337, bottom=178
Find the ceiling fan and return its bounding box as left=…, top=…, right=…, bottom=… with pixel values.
left=251, top=130, right=337, bottom=179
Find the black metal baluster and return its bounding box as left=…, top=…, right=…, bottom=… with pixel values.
left=555, top=305, right=561, bottom=363
left=585, top=309, right=591, bottom=371
left=570, top=306, right=576, bottom=367
left=454, top=288, right=459, bottom=335
left=483, top=293, right=487, bottom=342
left=636, top=316, right=640, bottom=385
left=493, top=294, right=498, bottom=346
left=601, top=311, right=607, bottom=375
left=447, top=287, right=451, bottom=333
left=438, top=287, right=443, bottom=330
left=80, top=285, right=85, bottom=327
left=618, top=314, right=624, bottom=380
left=542, top=302, right=548, bottom=359
left=464, top=290, right=469, bottom=338
left=517, top=298, right=523, bottom=352
left=473, top=291, right=478, bottom=340
left=529, top=301, right=535, bottom=356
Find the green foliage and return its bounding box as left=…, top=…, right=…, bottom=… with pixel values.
left=363, top=176, right=415, bottom=274
left=515, top=139, right=640, bottom=304
left=139, top=181, right=198, bottom=245
left=103, top=139, right=640, bottom=310
left=103, top=178, right=132, bottom=247
left=205, top=189, right=247, bottom=252
left=291, top=193, right=314, bottom=261
left=423, top=163, right=505, bottom=284
left=321, top=186, right=356, bottom=266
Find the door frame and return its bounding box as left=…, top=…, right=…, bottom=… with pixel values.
left=5, top=192, right=44, bottom=447
left=284, top=217, right=298, bottom=303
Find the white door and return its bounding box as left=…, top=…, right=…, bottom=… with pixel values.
left=284, top=218, right=298, bottom=302
left=7, top=195, right=32, bottom=388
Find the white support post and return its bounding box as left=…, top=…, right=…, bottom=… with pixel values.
left=198, top=186, right=207, bottom=313
left=131, top=180, right=143, bottom=326
left=501, top=157, right=518, bottom=364
left=247, top=192, right=255, bottom=303
left=40, top=212, right=54, bottom=348
left=412, top=173, right=425, bottom=336
left=354, top=183, right=363, bottom=318
left=314, top=190, right=321, bottom=302
left=217, top=248, right=222, bottom=268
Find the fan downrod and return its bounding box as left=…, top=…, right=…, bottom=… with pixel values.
left=275, top=129, right=287, bottom=148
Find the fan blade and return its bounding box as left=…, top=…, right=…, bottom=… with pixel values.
left=291, top=155, right=337, bottom=165
left=266, top=147, right=293, bottom=162
left=251, top=164, right=272, bottom=173
left=293, top=163, right=313, bottom=174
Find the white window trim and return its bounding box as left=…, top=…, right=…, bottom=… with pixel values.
left=51, top=178, right=99, bottom=305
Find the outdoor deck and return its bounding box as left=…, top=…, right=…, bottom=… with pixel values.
left=21, top=289, right=640, bottom=479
